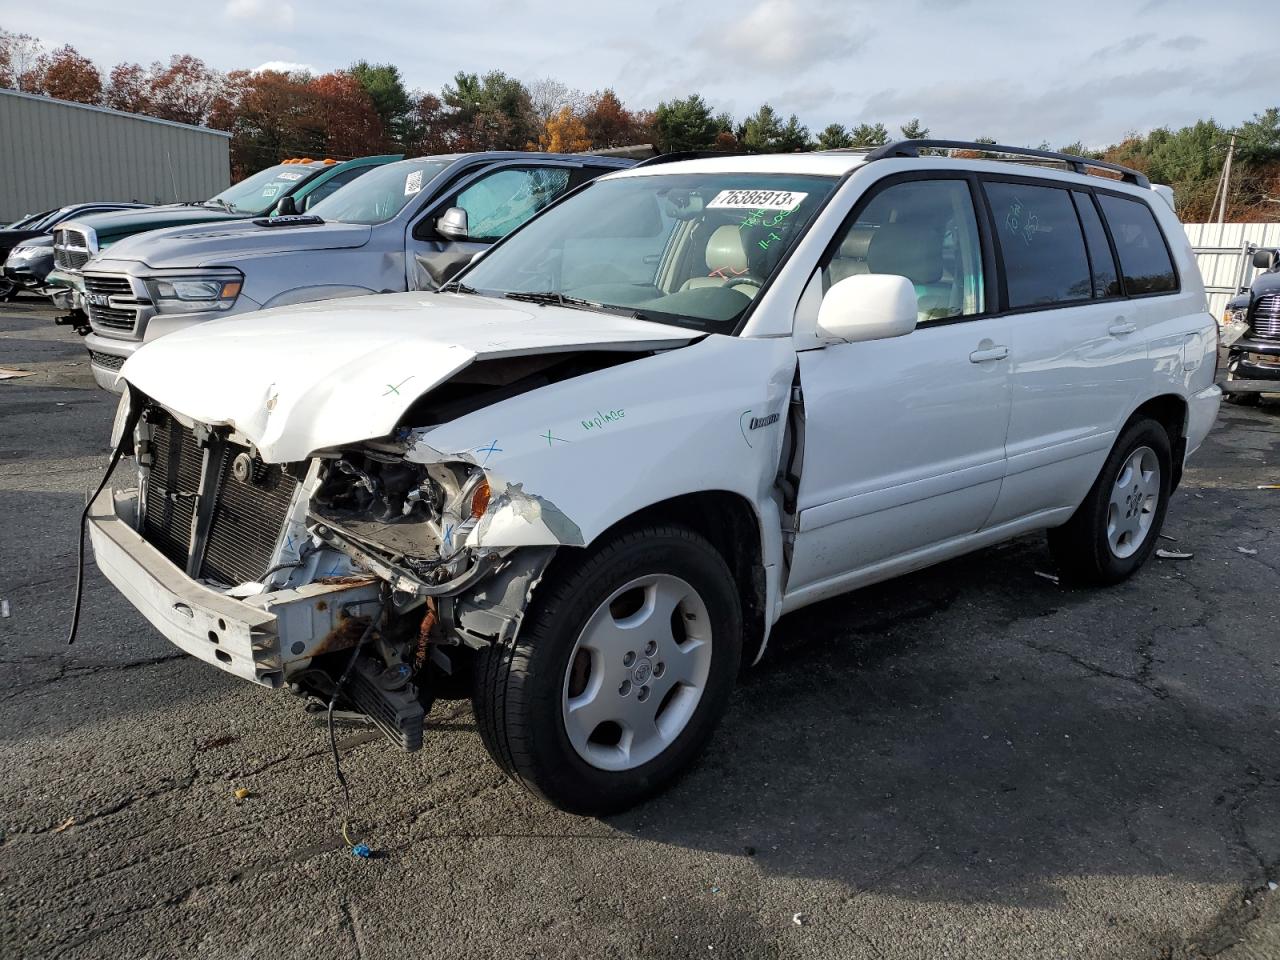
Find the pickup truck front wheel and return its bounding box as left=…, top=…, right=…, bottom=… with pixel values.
left=472, top=525, right=743, bottom=815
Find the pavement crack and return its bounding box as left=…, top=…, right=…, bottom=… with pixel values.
left=0, top=652, right=187, bottom=703
left=1020, top=637, right=1169, bottom=699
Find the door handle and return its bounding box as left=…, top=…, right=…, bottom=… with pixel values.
left=969, top=345, right=1009, bottom=363
left=1109, top=319, right=1137, bottom=336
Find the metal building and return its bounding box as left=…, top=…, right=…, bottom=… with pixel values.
left=0, top=89, right=230, bottom=222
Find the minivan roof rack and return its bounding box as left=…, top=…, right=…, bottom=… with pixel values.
left=861, top=140, right=1151, bottom=188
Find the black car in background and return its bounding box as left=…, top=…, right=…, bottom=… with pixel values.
left=3, top=235, right=55, bottom=295
left=1223, top=248, right=1280, bottom=405
left=0, top=202, right=150, bottom=300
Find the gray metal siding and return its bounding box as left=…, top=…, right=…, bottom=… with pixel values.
left=0, top=89, right=231, bottom=221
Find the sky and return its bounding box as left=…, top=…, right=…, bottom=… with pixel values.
left=5, top=0, right=1272, bottom=148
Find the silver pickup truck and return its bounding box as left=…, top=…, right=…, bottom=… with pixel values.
left=81, top=152, right=632, bottom=390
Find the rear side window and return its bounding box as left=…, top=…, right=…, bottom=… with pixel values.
left=1072, top=191, right=1121, bottom=298
left=1096, top=194, right=1177, bottom=295
left=985, top=181, right=1091, bottom=308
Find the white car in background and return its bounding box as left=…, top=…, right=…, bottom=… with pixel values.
left=87, top=141, right=1220, bottom=814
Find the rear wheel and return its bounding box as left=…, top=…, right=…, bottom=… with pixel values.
left=1048, top=417, right=1172, bottom=585
left=472, top=525, right=742, bottom=815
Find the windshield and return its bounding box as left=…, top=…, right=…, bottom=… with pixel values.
left=460, top=172, right=838, bottom=333
left=308, top=158, right=452, bottom=225
left=8, top=208, right=56, bottom=230
left=209, top=164, right=319, bottom=215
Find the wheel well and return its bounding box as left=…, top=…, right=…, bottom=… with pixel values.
left=1129, top=394, right=1188, bottom=490
left=592, top=491, right=767, bottom=669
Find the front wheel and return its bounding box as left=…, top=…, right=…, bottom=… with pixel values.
left=1048, top=417, right=1172, bottom=585
left=472, top=525, right=743, bottom=815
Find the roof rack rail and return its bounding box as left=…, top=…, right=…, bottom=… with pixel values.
left=633, top=150, right=742, bottom=167
left=862, top=140, right=1150, bottom=188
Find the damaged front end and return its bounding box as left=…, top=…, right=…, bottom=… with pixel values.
left=89, top=392, right=557, bottom=752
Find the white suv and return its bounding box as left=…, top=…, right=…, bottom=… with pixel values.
left=87, top=142, right=1221, bottom=814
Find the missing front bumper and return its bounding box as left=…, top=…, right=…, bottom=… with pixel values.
left=87, top=486, right=382, bottom=687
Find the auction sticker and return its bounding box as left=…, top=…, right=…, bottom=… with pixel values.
left=707, top=189, right=807, bottom=211
left=404, top=170, right=425, bottom=196
left=276, top=171, right=304, bottom=181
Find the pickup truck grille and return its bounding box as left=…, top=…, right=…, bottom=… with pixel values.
left=53, top=228, right=91, bottom=270
left=84, top=275, right=133, bottom=297
left=87, top=304, right=137, bottom=332
left=141, top=410, right=301, bottom=586
left=1252, top=295, right=1280, bottom=340
left=85, top=274, right=141, bottom=335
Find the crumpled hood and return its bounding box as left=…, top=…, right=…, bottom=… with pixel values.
left=102, top=219, right=372, bottom=268
left=121, top=291, right=697, bottom=462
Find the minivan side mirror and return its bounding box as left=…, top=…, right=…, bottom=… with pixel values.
left=274, top=195, right=298, bottom=217
left=1252, top=248, right=1276, bottom=270
left=437, top=206, right=470, bottom=240
left=816, top=273, right=918, bottom=343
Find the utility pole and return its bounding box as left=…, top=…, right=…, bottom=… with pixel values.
left=1215, top=133, right=1236, bottom=224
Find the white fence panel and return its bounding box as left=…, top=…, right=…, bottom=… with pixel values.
left=1184, top=222, right=1280, bottom=318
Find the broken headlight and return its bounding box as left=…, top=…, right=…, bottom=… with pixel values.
left=311, top=454, right=491, bottom=566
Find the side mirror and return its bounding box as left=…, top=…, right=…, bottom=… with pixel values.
left=274, top=195, right=298, bottom=217
left=817, top=274, right=918, bottom=343
left=1252, top=248, right=1275, bottom=270
left=436, top=206, right=470, bottom=240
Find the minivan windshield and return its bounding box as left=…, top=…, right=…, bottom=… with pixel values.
left=308, top=158, right=452, bottom=225
left=460, top=172, right=837, bottom=332
left=208, top=164, right=319, bottom=215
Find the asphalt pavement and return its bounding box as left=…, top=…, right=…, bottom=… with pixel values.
left=1, top=298, right=1277, bottom=960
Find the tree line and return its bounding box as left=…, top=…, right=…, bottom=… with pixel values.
left=3, top=27, right=1279, bottom=221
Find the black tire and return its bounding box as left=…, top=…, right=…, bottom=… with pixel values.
left=472, top=525, right=743, bottom=815
left=1048, top=417, right=1173, bottom=585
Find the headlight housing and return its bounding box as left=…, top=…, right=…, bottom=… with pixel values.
left=144, top=273, right=243, bottom=314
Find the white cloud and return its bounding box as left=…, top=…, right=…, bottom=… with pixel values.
left=700, top=0, right=862, bottom=70
left=253, top=60, right=316, bottom=75
left=225, top=0, right=296, bottom=29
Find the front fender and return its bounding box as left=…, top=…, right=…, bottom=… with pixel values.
left=404, top=334, right=797, bottom=553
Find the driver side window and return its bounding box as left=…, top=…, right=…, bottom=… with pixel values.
left=825, top=178, right=985, bottom=323
left=452, top=167, right=571, bottom=242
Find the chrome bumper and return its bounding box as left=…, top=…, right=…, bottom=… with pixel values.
left=87, top=486, right=381, bottom=687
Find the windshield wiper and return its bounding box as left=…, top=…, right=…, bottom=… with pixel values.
left=503, top=291, right=603, bottom=311
left=440, top=279, right=477, bottom=295
left=204, top=198, right=238, bottom=213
